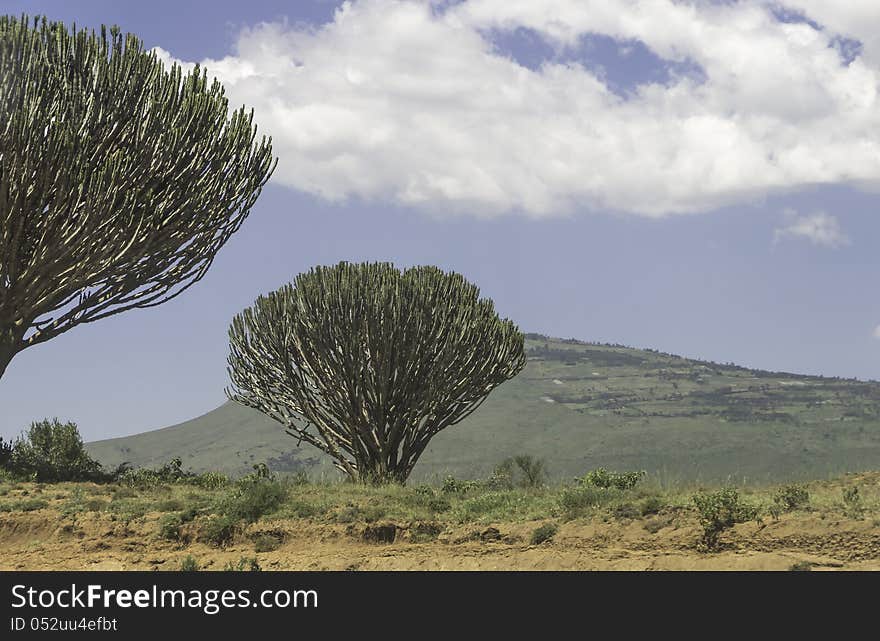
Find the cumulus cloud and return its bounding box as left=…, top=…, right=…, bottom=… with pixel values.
left=152, top=0, right=880, bottom=218
left=773, top=209, right=850, bottom=248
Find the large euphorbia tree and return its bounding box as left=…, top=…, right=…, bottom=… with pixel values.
left=0, top=15, right=276, bottom=379
left=226, top=262, right=526, bottom=484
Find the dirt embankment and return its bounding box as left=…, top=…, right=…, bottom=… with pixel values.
left=2, top=507, right=878, bottom=571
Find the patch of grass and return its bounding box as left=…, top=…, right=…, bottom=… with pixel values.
left=155, top=498, right=186, bottom=513
left=558, top=485, right=621, bottom=520
left=409, top=522, right=443, bottom=543
left=610, top=502, right=640, bottom=520
left=0, top=498, right=49, bottom=512
left=529, top=522, right=558, bottom=545
left=789, top=561, right=813, bottom=571
left=158, top=514, right=184, bottom=541
left=639, top=495, right=666, bottom=516
left=215, top=469, right=287, bottom=523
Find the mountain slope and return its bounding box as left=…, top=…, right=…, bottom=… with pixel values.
left=86, top=334, right=880, bottom=482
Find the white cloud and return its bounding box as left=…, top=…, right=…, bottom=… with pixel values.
left=152, top=0, right=880, bottom=218
left=873, top=324, right=880, bottom=339
left=773, top=209, right=850, bottom=248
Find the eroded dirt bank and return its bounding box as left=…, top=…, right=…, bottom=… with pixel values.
left=2, top=508, right=878, bottom=571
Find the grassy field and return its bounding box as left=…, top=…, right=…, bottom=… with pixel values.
left=85, top=334, right=880, bottom=483
left=1, top=468, right=879, bottom=570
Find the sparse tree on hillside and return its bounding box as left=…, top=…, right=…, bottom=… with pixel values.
left=0, top=15, right=277, bottom=380
left=226, top=262, right=526, bottom=484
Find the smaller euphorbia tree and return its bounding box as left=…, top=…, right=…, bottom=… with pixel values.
left=226, top=262, right=526, bottom=484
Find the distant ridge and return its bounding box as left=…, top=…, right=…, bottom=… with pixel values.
left=87, top=334, right=880, bottom=482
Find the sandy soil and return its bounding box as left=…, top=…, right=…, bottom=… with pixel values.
left=2, top=507, right=878, bottom=571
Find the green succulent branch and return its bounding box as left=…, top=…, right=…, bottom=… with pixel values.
left=226, top=262, right=526, bottom=484
left=0, top=14, right=277, bottom=379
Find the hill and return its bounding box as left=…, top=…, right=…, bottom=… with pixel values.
left=86, top=334, right=880, bottom=482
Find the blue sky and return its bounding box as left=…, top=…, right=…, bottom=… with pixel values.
left=4, top=0, right=880, bottom=441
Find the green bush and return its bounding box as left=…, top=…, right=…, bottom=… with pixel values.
left=842, top=486, right=863, bottom=518
left=692, top=488, right=760, bottom=550
left=223, top=556, right=261, bottom=572
left=217, top=470, right=287, bottom=523
left=530, top=522, right=558, bottom=545
left=158, top=514, right=183, bottom=541
left=199, top=515, right=237, bottom=547
left=7, top=419, right=104, bottom=482
left=489, top=455, right=548, bottom=490
left=770, top=485, right=810, bottom=518
left=578, top=468, right=645, bottom=491
left=190, top=472, right=229, bottom=490
left=179, top=555, right=200, bottom=571
left=639, top=495, right=666, bottom=516
left=441, top=475, right=481, bottom=494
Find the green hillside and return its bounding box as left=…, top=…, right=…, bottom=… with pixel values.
left=86, top=334, right=880, bottom=483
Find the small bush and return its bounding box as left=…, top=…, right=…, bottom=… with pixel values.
left=692, top=488, right=760, bottom=550
left=217, top=476, right=287, bottom=524
left=179, top=555, right=200, bottom=571
left=199, top=515, right=237, bottom=547
left=223, top=557, right=261, bottom=572
left=441, top=475, right=481, bottom=494
left=427, top=496, right=451, bottom=513
left=190, top=472, right=229, bottom=490
left=842, top=486, right=863, bottom=518
left=639, top=495, right=665, bottom=516
left=530, top=523, right=558, bottom=545
left=578, top=468, right=645, bottom=491
left=155, top=499, right=186, bottom=513
left=490, top=455, right=548, bottom=490
left=773, top=485, right=810, bottom=512
left=254, top=534, right=282, bottom=553
left=158, top=514, right=183, bottom=541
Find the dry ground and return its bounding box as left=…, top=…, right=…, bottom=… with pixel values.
left=2, top=475, right=879, bottom=571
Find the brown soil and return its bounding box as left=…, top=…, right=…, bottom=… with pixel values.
left=2, top=507, right=878, bottom=571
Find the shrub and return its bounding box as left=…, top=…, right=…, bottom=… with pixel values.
left=842, top=486, right=863, bottom=518
left=578, top=468, right=645, bottom=491
left=441, top=475, right=481, bottom=494
left=772, top=485, right=810, bottom=513
left=224, top=557, right=262, bottom=571
left=179, top=555, right=200, bottom=571
left=254, top=534, right=282, bottom=553
left=640, top=495, right=666, bottom=516
left=530, top=522, right=558, bottom=545
left=692, top=488, right=760, bottom=550
left=199, top=515, right=237, bottom=547
left=190, top=472, right=229, bottom=490
left=158, top=514, right=183, bottom=541
left=217, top=467, right=287, bottom=523
left=489, top=455, right=548, bottom=490
left=8, top=419, right=104, bottom=482
left=611, top=503, right=640, bottom=520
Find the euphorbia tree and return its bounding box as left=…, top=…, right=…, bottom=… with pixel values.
left=226, top=262, right=526, bottom=484
left=0, top=15, right=276, bottom=380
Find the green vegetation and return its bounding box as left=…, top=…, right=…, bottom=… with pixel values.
left=0, top=14, right=275, bottom=383
left=226, top=262, right=526, bottom=484
left=88, top=335, right=880, bottom=484
left=692, top=488, right=761, bottom=550
left=2, top=419, right=104, bottom=483
left=179, top=556, right=201, bottom=572
left=223, top=557, right=262, bottom=572
left=529, top=523, right=558, bottom=545
left=577, top=468, right=646, bottom=491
